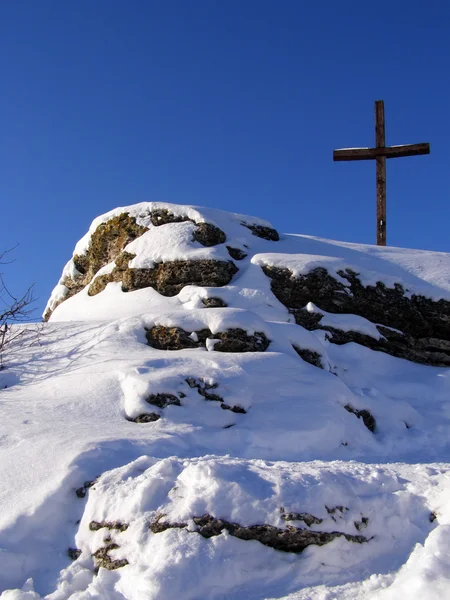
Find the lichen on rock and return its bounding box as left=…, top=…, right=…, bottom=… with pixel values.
left=88, top=259, right=238, bottom=298
left=44, top=213, right=148, bottom=319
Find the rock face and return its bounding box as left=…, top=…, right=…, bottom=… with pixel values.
left=43, top=214, right=148, bottom=319
left=89, top=258, right=238, bottom=297
left=264, top=266, right=450, bottom=367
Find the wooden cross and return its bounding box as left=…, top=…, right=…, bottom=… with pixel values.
left=333, top=100, right=430, bottom=246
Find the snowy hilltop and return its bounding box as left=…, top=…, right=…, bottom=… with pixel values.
left=1, top=202, right=450, bottom=600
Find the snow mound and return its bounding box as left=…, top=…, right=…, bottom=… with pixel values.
left=1, top=202, right=450, bottom=599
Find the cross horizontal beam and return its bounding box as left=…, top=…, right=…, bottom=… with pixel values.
left=333, top=142, right=430, bottom=162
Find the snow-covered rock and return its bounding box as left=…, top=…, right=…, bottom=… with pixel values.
left=1, top=202, right=450, bottom=599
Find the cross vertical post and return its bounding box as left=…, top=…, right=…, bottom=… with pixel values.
left=333, top=101, right=430, bottom=246
left=375, top=100, right=386, bottom=246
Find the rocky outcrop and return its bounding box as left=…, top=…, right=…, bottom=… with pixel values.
left=89, top=258, right=238, bottom=297
left=43, top=214, right=148, bottom=319
left=146, top=326, right=270, bottom=352
left=149, top=513, right=368, bottom=554
left=44, top=210, right=231, bottom=319
left=264, top=266, right=450, bottom=366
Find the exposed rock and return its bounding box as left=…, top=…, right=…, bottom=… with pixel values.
left=89, top=520, right=129, bottom=532
left=192, top=223, right=226, bottom=247
left=126, top=413, right=160, bottom=424
left=146, top=326, right=270, bottom=353
left=242, top=223, right=280, bottom=241
left=213, top=329, right=270, bottom=353
left=146, top=326, right=199, bottom=350
left=221, top=404, right=247, bottom=414
left=44, top=210, right=236, bottom=317
left=44, top=214, right=148, bottom=320
left=149, top=513, right=186, bottom=534
left=73, top=213, right=147, bottom=281
left=185, top=377, right=223, bottom=401
left=326, top=505, right=349, bottom=516
left=75, top=479, right=97, bottom=499
left=226, top=246, right=247, bottom=260
left=87, top=251, right=135, bottom=296
left=67, top=548, right=81, bottom=560
left=264, top=266, right=450, bottom=367
left=92, top=543, right=129, bottom=571
left=150, top=514, right=368, bottom=554
left=125, top=260, right=238, bottom=296
left=89, top=259, right=238, bottom=298
left=150, top=209, right=190, bottom=227
left=183, top=377, right=246, bottom=412
left=292, top=345, right=324, bottom=369
left=202, top=297, right=228, bottom=308
left=280, top=509, right=323, bottom=527
left=354, top=517, right=369, bottom=531
left=344, top=405, right=376, bottom=433
left=150, top=210, right=226, bottom=248
left=146, top=393, right=181, bottom=408
left=291, top=309, right=323, bottom=330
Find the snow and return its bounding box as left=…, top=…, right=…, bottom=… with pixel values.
left=1, top=202, right=450, bottom=599
left=305, top=302, right=383, bottom=340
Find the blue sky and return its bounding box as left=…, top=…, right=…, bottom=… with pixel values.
left=1, top=1, right=449, bottom=317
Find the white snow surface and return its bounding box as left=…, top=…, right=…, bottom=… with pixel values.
left=2, top=202, right=450, bottom=599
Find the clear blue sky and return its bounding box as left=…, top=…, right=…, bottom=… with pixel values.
left=1, top=1, right=449, bottom=317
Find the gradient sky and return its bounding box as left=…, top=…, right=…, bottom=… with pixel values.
left=1, top=1, right=449, bottom=317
